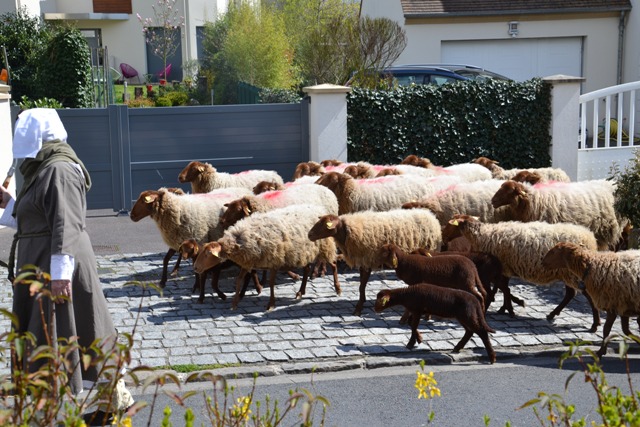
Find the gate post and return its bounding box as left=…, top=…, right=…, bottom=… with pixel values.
left=543, top=75, right=585, bottom=181
left=0, top=84, right=13, bottom=227
left=302, top=84, right=351, bottom=162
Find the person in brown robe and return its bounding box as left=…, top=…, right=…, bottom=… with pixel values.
left=0, top=108, right=134, bottom=425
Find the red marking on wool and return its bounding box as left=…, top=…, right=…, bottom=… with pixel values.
left=356, top=176, right=396, bottom=185
left=533, top=180, right=568, bottom=190
left=261, top=190, right=284, bottom=200
left=371, top=164, right=390, bottom=172
left=194, top=192, right=237, bottom=199
left=434, top=184, right=458, bottom=197
left=433, top=166, right=452, bottom=174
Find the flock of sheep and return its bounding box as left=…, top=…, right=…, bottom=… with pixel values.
left=129, top=154, right=640, bottom=363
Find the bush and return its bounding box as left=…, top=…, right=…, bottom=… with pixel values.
left=610, top=149, right=640, bottom=229
left=259, top=87, right=303, bottom=104
left=18, top=97, right=63, bottom=109
left=154, top=96, right=172, bottom=107
left=164, top=90, right=189, bottom=106
left=347, top=78, right=552, bottom=168
left=126, top=97, right=156, bottom=108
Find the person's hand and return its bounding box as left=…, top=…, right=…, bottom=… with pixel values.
left=0, top=185, right=14, bottom=209
left=51, top=279, right=72, bottom=303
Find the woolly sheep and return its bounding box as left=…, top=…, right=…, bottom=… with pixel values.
left=490, top=179, right=622, bottom=250
left=314, top=172, right=459, bottom=215
left=374, top=284, right=496, bottom=363
left=442, top=214, right=601, bottom=331
left=307, top=209, right=442, bottom=315
left=178, top=161, right=284, bottom=193
left=541, top=242, right=640, bottom=357
left=129, top=186, right=251, bottom=288
left=400, top=154, right=433, bottom=168
left=219, top=183, right=338, bottom=229
left=511, top=170, right=543, bottom=185
left=253, top=180, right=285, bottom=195
left=193, top=204, right=340, bottom=310
left=472, top=156, right=571, bottom=182
left=403, top=179, right=512, bottom=225
left=429, top=162, right=493, bottom=182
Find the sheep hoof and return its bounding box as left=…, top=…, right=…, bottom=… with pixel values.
left=217, top=293, right=227, bottom=301
left=197, top=297, right=204, bottom=304
left=295, top=292, right=303, bottom=300
left=406, top=342, right=416, bottom=350
left=546, top=312, right=557, bottom=322
left=159, top=281, right=167, bottom=289
left=588, top=324, right=599, bottom=333
left=353, top=308, right=362, bottom=316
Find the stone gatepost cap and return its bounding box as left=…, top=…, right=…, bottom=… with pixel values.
left=302, top=84, right=352, bottom=94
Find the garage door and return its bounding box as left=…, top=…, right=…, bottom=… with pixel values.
left=442, top=37, right=582, bottom=82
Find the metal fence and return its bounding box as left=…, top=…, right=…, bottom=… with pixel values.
left=47, top=101, right=308, bottom=212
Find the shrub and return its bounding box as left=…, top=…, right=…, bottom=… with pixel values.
left=165, top=90, right=189, bottom=106
left=126, top=97, right=156, bottom=108
left=610, top=149, right=640, bottom=230
left=259, top=87, right=302, bottom=104
left=154, top=96, right=172, bottom=107
left=18, top=97, right=63, bottom=109
left=347, top=78, right=552, bottom=168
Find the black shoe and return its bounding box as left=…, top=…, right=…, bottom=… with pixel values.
left=82, top=409, right=116, bottom=426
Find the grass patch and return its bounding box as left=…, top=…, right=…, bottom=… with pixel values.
left=113, top=83, right=147, bottom=104
left=158, top=363, right=242, bottom=373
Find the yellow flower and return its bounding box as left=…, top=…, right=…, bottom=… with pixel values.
left=415, top=371, right=441, bottom=400
left=231, top=396, right=252, bottom=420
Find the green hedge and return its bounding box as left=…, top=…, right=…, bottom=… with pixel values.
left=347, top=78, right=552, bottom=168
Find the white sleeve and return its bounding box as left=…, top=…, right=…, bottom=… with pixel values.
left=50, top=254, right=75, bottom=281
left=0, top=198, right=17, bottom=229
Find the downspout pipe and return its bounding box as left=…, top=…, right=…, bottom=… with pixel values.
left=617, top=10, right=626, bottom=85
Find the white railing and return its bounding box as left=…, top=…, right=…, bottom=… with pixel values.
left=579, top=80, right=640, bottom=149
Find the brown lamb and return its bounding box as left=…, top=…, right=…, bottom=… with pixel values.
left=374, top=284, right=496, bottom=363
left=377, top=243, right=487, bottom=311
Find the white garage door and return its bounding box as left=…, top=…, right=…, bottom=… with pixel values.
left=442, top=37, right=582, bottom=82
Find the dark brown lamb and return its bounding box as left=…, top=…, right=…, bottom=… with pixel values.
left=374, top=284, right=496, bottom=363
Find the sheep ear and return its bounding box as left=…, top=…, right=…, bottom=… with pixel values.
left=380, top=295, right=390, bottom=306
left=325, top=220, right=334, bottom=229
left=471, top=216, right=480, bottom=221
left=448, top=219, right=459, bottom=226
left=427, top=252, right=432, bottom=257
left=208, top=246, right=220, bottom=257
left=391, top=254, right=398, bottom=268
left=144, top=194, right=156, bottom=204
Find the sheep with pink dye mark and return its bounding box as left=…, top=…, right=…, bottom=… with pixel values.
left=472, top=156, right=571, bottom=182
left=178, top=160, right=284, bottom=193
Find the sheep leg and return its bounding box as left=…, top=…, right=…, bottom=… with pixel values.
left=266, top=269, right=277, bottom=311
left=621, top=316, right=631, bottom=336
left=330, top=261, right=341, bottom=296
left=199, top=265, right=226, bottom=303
left=453, top=329, right=474, bottom=353
left=546, top=284, right=577, bottom=323
left=399, top=308, right=411, bottom=325
left=353, top=267, right=372, bottom=316
left=582, top=289, right=601, bottom=333
left=596, top=311, right=617, bottom=358
left=170, top=256, right=182, bottom=277
left=239, top=272, right=253, bottom=298
left=406, top=310, right=423, bottom=350
left=286, top=270, right=300, bottom=281
left=231, top=269, right=249, bottom=310
left=159, top=248, right=177, bottom=288
left=295, top=265, right=312, bottom=299
left=250, top=270, right=263, bottom=295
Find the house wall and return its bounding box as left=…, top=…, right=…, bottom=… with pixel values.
left=360, top=0, right=626, bottom=95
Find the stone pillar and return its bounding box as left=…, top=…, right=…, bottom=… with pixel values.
left=0, top=83, right=13, bottom=227
left=542, top=75, right=585, bottom=181
left=302, top=84, right=351, bottom=163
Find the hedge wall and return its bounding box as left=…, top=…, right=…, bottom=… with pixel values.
left=347, top=78, right=552, bottom=169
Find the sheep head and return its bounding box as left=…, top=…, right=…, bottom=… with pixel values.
left=292, top=161, right=324, bottom=179
left=178, top=238, right=199, bottom=260
left=308, top=214, right=341, bottom=241
left=442, top=214, right=478, bottom=243
left=314, top=171, right=349, bottom=195
left=377, top=243, right=401, bottom=269
left=220, top=197, right=253, bottom=229
left=194, top=241, right=224, bottom=273
left=376, top=168, right=401, bottom=177
left=130, top=190, right=162, bottom=222
left=491, top=181, right=528, bottom=209
left=401, top=154, right=432, bottom=169
left=472, top=156, right=499, bottom=171
left=320, top=159, right=343, bottom=167
left=343, top=163, right=372, bottom=179
left=178, top=161, right=212, bottom=183
left=253, top=180, right=284, bottom=195
left=374, top=290, right=392, bottom=313
left=512, top=170, right=543, bottom=185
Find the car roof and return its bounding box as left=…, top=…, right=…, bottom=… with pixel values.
left=382, top=63, right=511, bottom=80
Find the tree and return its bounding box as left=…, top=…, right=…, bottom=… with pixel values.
left=137, top=0, right=184, bottom=80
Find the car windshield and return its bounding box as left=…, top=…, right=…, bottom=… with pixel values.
left=451, top=69, right=510, bottom=81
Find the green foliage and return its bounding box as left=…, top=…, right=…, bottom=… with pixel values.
left=137, top=0, right=185, bottom=76
left=18, top=96, right=63, bottom=109
left=518, top=339, right=640, bottom=427
left=610, top=149, right=640, bottom=228
left=155, top=96, right=172, bottom=107
left=201, top=17, right=236, bottom=104
left=0, top=8, right=53, bottom=102
left=347, top=78, right=552, bottom=167
left=39, top=26, right=93, bottom=108
left=259, top=87, right=303, bottom=104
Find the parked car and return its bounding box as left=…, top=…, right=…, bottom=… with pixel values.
left=381, top=64, right=511, bottom=86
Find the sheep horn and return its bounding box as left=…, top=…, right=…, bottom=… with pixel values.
left=243, top=205, right=251, bottom=215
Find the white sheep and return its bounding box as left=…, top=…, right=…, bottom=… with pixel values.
left=473, top=156, right=571, bottom=182
left=403, top=179, right=512, bottom=225
left=307, top=208, right=442, bottom=315
left=129, top=186, right=251, bottom=288
left=314, top=171, right=458, bottom=215
left=193, top=204, right=340, bottom=311
left=490, top=179, right=623, bottom=250
left=541, top=242, right=640, bottom=357
left=178, top=161, right=284, bottom=193
left=429, top=162, right=493, bottom=182
left=220, top=183, right=338, bottom=229
left=442, top=215, right=602, bottom=331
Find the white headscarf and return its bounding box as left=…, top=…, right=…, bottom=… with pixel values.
left=13, top=108, right=68, bottom=159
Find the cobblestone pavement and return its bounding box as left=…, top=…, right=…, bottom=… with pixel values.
left=0, top=251, right=627, bottom=378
